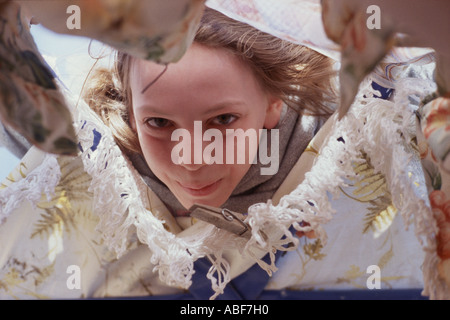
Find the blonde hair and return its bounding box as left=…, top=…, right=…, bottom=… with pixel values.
left=83, top=7, right=337, bottom=156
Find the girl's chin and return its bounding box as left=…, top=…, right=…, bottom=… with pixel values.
left=180, top=196, right=226, bottom=211
left=169, top=178, right=237, bottom=210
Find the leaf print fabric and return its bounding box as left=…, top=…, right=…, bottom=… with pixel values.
left=206, top=0, right=340, bottom=60
left=0, top=0, right=448, bottom=299
left=21, top=0, right=206, bottom=64
left=419, top=124, right=450, bottom=290
left=0, top=1, right=77, bottom=155
left=318, top=0, right=450, bottom=298
left=0, top=0, right=206, bottom=155
left=420, top=96, right=450, bottom=173
left=320, top=0, right=395, bottom=118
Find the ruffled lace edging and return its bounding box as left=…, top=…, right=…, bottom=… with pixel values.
left=244, top=76, right=439, bottom=298
left=0, top=153, right=61, bottom=224
left=71, top=97, right=192, bottom=290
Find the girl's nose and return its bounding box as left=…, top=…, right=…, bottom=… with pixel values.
left=170, top=121, right=226, bottom=168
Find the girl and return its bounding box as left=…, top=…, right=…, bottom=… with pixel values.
left=0, top=6, right=426, bottom=299
left=83, top=7, right=336, bottom=218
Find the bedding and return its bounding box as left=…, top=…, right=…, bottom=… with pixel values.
left=0, top=0, right=449, bottom=299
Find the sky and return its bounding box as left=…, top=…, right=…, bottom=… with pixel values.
left=0, top=24, right=111, bottom=181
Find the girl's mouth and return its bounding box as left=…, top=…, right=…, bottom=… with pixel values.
left=178, top=179, right=222, bottom=197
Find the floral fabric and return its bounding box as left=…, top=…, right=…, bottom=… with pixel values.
left=0, top=88, right=425, bottom=298
left=21, top=0, right=206, bottom=64
left=318, top=0, right=450, bottom=298
left=320, top=0, right=395, bottom=118
left=0, top=0, right=449, bottom=299
left=419, top=95, right=450, bottom=291
left=0, top=1, right=77, bottom=155
left=0, top=0, right=205, bottom=156
left=206, top=0, right=340, bottom=60
left=206, top=0, right=450, bottom=296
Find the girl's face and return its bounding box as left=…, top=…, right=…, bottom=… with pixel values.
left=129, top=43, right=282, bottom=210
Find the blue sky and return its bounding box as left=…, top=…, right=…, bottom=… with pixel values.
left=0, top=150, right=19, bottom=181
left=0, top=24, right=109, bottom=181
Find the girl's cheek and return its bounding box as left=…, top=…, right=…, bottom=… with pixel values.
left=139, top=136, right=173, bottom=167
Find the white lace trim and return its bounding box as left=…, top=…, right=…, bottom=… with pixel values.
left=384, top=76, right=450, bottom=300
left=0, top=153, right=60, bottom=224
left=244, top=76, right=439, bottom=299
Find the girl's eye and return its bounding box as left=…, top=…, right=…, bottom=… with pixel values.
left=145, top=118, right=171, bottom=128
left=211, top=114, right=238, bottom=126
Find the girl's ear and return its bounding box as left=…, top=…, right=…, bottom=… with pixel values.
left=264, top=96, right=284, bottom=129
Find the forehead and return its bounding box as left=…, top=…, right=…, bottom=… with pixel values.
left=129, top=43, right=263, bottom=101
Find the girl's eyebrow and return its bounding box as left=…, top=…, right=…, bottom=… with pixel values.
left=135, top=105, right=172, bottom=117
left=136, top=101, right=247, bottom=117
left=203, top=101, right=246, bottom=116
